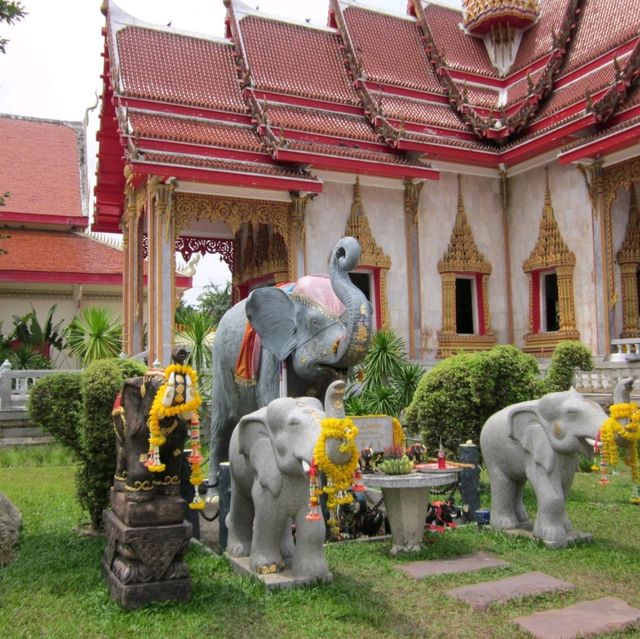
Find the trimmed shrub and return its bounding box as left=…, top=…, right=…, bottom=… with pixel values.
left=405, top=345, right=540, bottom=453
left=78, top=358, right=146, bottom=530
left=28, top=373, right=84, bottom=453
left=542, top=340, right=593, bottom=393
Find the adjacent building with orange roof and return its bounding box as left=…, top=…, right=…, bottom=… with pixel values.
left=0, top=113, right=191, bottom=366
left=95, top=0, right=640, bottom=364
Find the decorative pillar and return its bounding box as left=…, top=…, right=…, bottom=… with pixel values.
left=499, top=170, right=514, bottom=343
left=290, top=192, right=312, bottom=281
left=440, top=272, right=457, bottom=334
left=617, top=184, right=640, bottom=337
left=404, top=180, right=424, bottom=359
left=556, top=264, right=577, bottom=332
left=122, top=177, right=144, bottom=357
left=145, top=177, right=175, bottom=367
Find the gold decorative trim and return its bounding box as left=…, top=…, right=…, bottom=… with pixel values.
left=404, top=179, right=424, bottom=358
left=174, top=192, right=291, bottom=249
left=437, top=176, right=495, bottom=357
left=344, top=178, right=391, bottom=327
left=617, top=184, right=640, bottom=337
left=523, top=169, right=579, bottom=353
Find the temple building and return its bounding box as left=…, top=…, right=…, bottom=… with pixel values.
left=94, top=0, right=640, bottom=365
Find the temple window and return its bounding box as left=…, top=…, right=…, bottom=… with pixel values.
left=616, top=184, right=640, bottom=338
left=437, top=176, right=495, bottom=358
left=522, top=169, right=579, bottom=355
left=344, top=178, right=391, bottom=329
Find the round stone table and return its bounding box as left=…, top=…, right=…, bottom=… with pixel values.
left=365, top=471, right=459, bottom=555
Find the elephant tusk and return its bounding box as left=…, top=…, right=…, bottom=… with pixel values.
left=585, top=437, right=599, bottom=448
left=301, top=460, right=311, bottom=474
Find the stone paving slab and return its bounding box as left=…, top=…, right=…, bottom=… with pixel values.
left=445, top=571, right=574, bottom=609
left=396, top=551, right=509, bottom=579
left=514, top=597, right=640, bottom=639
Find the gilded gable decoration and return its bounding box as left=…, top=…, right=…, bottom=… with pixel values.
left=344, top=178, right=391, bottom=328
left=616, top=184, right=640, bottom=338
left=523, top=168, right=579, bottom=355
left=437, top=175, right=495, bottom=358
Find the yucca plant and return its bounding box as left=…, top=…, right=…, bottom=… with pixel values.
left=392, top=362, right=425, bottom=409
left=66, top=307, right=122, bottom=365
left=361, top=329, right=407, bottom=393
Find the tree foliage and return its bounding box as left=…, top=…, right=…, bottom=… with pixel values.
left=66, top=307, right=122, bottom=365
left=196, top=282, right=231, bottom=327
left=0, top=1, right=26, bottom=54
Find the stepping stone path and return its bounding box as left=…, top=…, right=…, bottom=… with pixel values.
left=446, top=571, right=575, bottom=609
left=396, top=551, right=509, bottom=579
left=514, top=597, right=640, bottom=639
left=400, top=554, right=640, bottom=638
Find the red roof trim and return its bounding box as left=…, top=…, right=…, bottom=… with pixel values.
left=277, top=129, right=389, bottom=153
left=391, top=120, right=477, bottom=142
left=0, top=212, right=88, bottom=227
left=0, top=270, right=192, bottom=288
left=130, top=160, right=324, bottom=192
left=274, top=148, right=439, bottom=180
left=395, top=139, right=498, bottom=167
left=118, top=97, right=253, bottom=125
left=559, top=120, right=640, bottom=164
left=250, top=89, right=363, bottom=116
left=133, top=138, right=275, bottom=164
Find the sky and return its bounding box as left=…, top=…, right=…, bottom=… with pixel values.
left=0, top=0, right=461, bottom=304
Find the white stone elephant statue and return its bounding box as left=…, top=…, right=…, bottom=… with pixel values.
left=226, top=380, right=353, bottom=581
left=480, top=389, right=605, bottom=548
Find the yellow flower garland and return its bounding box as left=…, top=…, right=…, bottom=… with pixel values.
left=145, top=364, right=204, bottom=509
left=599, top=402, right=640, bottom=486
left=313, top=417, right=360, bottom=510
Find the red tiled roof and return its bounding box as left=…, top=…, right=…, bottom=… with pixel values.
left=0, top=116, right=86, bottom=225
left=453, top=83, right=501, bottom=108
left=563, top=0, right=640, bottom=73
left=115, top=27, right=247, bottom=113
left=506, top=69, right=545, bottom=106
left=266, top=106, right=378, bottom=141
left=422, top=4, right=495, bottom=77
left=512, top=0, right=573, bottom=72
left=127, top=111, right=263, bottom=151
left=380, top=96, right=469, bottom=131
left=342, top=6, right=444, bottom=92
left=239, top=15, right=359, bottom=105
left=283, top=140, right=414, bottom=165
left=0, top=229, right=122, bottom=275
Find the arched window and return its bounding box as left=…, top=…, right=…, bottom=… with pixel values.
left=522, top=169, right=579, bottom=355
left=437, top=176, right=495, bottom=358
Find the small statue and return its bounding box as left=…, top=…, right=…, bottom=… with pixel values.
left=359, top=447, right=375, bottom=473
left=407, top=443, right=427, bottom=464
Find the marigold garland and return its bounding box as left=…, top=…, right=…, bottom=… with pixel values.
left=597, top=401, right=640, bottom=500
left=145, top=363, right=204, bottom=509
left=313, top=417, right=360, bottom=511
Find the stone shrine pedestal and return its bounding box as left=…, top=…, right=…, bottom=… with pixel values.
left=102, top=505, right=192, bottom=609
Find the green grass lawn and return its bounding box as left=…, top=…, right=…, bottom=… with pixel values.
left=1, top=446, right=639, bottom=639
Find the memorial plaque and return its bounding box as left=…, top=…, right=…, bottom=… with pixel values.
left=351, top=416, right=394, bottom=452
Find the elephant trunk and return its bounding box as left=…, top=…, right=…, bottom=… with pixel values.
left=329, top=237, right=372, bottom=369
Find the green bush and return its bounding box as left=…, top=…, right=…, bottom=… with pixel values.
left=78, top=358, right=146, bottom=530
left=28, top=373, right=84, bottom=453
left=405, top=342, right=594, bottom=455
left=405, top=345, right=540, bottom=453
left=541, top=340, right=593, bottom=393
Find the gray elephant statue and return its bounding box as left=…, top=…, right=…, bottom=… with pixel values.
left=480, top=389, right=605, bottom=548
left=207, top=236, right=372, bottom=496
left=226, top=380, right=353, bottom=581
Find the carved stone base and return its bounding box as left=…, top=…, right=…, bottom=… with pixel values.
left=102, top=509, right=192, bottom=609
left=110, top=488, right=186, bottom=527
left=227, top=555, right=333, bottom=590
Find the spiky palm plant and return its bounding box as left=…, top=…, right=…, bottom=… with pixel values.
left=66, top=307, right=122, bottom=365
left=361, top=329, right=407, bottom=393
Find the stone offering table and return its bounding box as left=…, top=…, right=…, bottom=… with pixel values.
left=365, top=470, right=459, bottom=555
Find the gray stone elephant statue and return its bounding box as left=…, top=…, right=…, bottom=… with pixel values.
left=480, top=389, right=605, bottom=548
left=207, top=236, right=372, bottom=496
left=226, top=380, right=353, bottom=581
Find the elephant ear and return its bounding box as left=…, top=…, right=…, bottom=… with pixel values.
left=246, top=287, right=297, bottom=361
left=237, top=413, right=283, bottom=497
left=508, top=408, right=555, bottom=475
left=121, top=377, right=146, bottom=436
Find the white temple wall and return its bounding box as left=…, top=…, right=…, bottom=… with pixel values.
left=508, top=163, right=598, bottom=353
left=304, top=176, right=410, bottom=343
